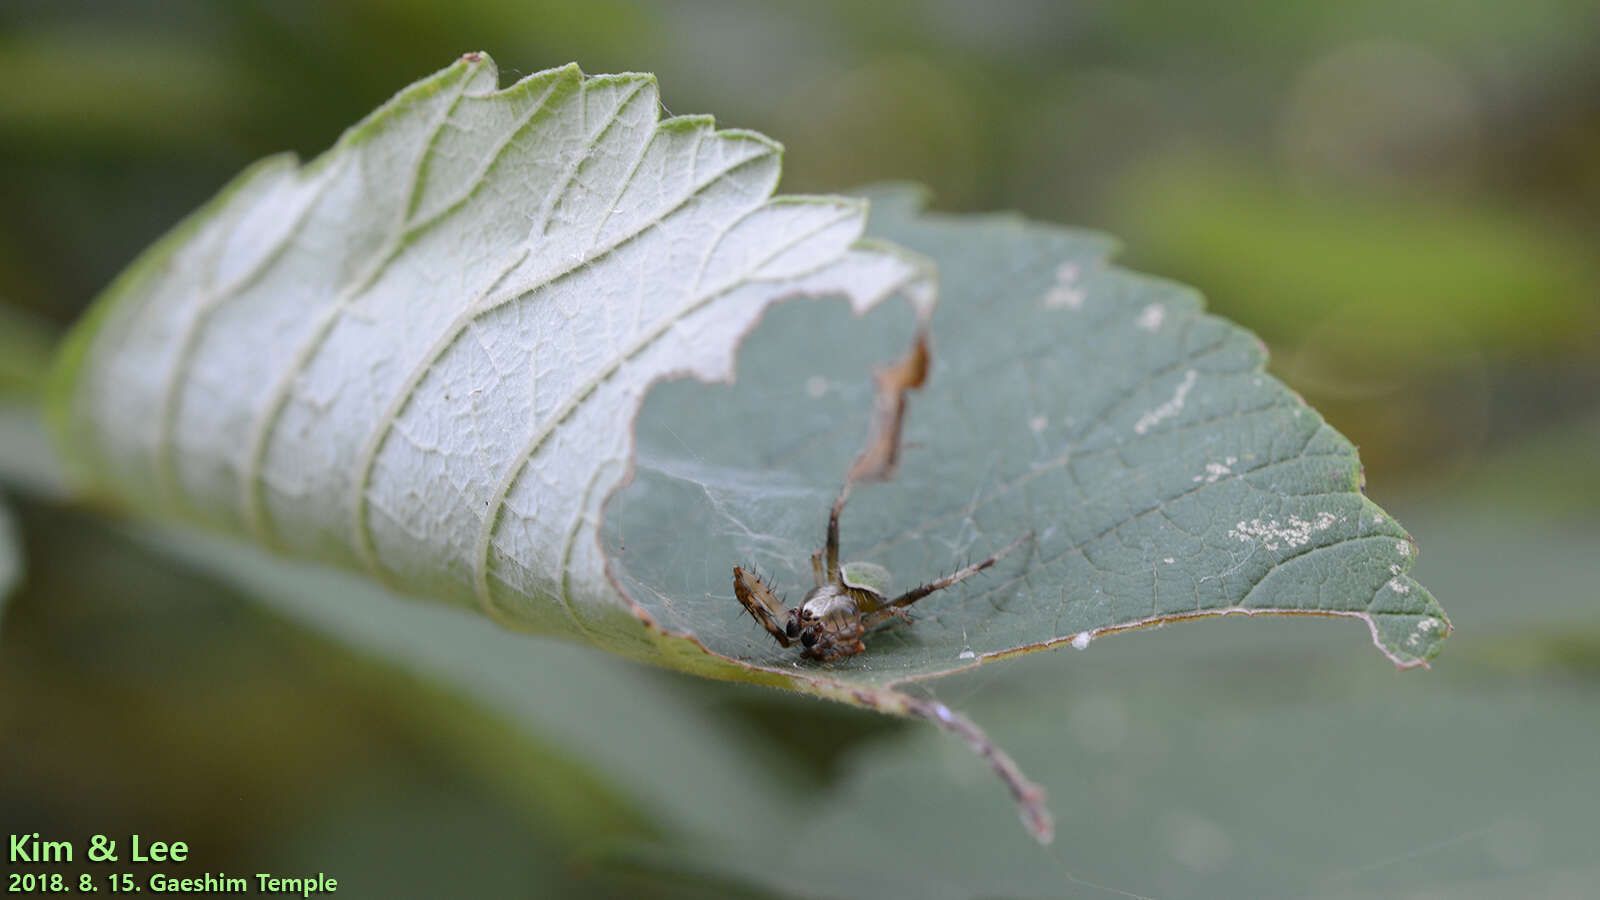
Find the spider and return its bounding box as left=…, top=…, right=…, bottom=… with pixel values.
left=732, top=485, right=1027, bottom=662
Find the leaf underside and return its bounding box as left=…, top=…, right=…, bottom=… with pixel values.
left=47, top=54, right=929, bottom=681
left=606, top=187, right=1449, bottom=686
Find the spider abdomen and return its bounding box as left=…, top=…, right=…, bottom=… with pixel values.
left=795, top=583, right=868, bottom=659
left=800, top=583, right=861, bottom=630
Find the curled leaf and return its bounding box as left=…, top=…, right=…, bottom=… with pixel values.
left=48, top=54, right=931, bottom=670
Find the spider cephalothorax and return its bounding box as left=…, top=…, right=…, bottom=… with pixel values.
left=733, top=487, right=1026, bottom=662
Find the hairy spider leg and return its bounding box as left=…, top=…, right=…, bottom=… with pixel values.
left=823, top=482, right=852, bottom=582
left=860, top=532, right=1031, bottom=630
left=809, top=550, right=826, bottom=588
left=732, top=566, right=793, bottom=647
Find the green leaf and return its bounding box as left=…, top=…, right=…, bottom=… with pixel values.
left=617, top=639, right=1600, bottom=899
left=47, top=54, right=930, bottom=681
left=140, top=525, right=801, bottom=840
left=606, top=505, right=1600, bottom=896
left=608, top=185, right=1449, bottom=684
left=591, top=502, right=1600, bottom=896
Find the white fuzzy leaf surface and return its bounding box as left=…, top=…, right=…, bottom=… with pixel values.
left=51, top=55, right=930, bottom=668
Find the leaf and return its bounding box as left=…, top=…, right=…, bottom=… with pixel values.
left=607, top=185, right=1450, bottom=685
left=606, top=505, right=1600, bottom=898
left=47, top=53, right=930, bottom=678
left=614, top=634, right=1600, bottom=899
left=138, top=523, right=802, bottom=840
left=44, top=480, right=1586, bottom=898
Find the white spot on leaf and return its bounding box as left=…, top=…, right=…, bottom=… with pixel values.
left=1071, top=631, right=1092, bottom=650
left=1029, top=415, right=1048, bottom=433
left=1136, top=303, right=1166, bottom=331
left=1045, top=287, right=1084, bottom=310
left=1192, top=455, right=1238, bottom=484
left=1228, top=511, right=1339, bottom=552
left=1042, top=260, right=1086, bottom=309
left=1134, top=369, right=1197, bottom=435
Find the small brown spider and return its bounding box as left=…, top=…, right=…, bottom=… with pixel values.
left=733, top=486, right=1027, bottom=661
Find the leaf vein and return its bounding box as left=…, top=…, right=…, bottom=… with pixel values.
left=473, top=202, right=864, bottom=623
left=240, top=68, right=483, bottom=544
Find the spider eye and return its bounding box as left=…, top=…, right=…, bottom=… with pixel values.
left=785, top=619, right=799, bottom=638
left=800, top=630, right=817, bottom=648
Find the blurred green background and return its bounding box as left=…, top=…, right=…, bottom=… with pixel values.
left=2, top=2, right=1597, bottom=897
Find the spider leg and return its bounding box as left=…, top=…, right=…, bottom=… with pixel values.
left=732, top=566, right=793, bottom=647
left=861, top=606, right=915, bottom=631
left=810, top=550, right=826, bottom=588
left=823, top=482, right=851, bottom=582
left=864, top=532, right=1031, bottom=628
